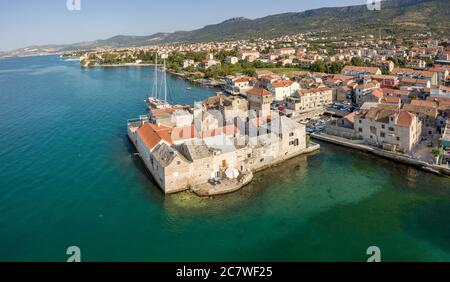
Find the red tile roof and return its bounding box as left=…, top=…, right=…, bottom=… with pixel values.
left=343, top=66, right=381, bottom=74
left=247, top=87, right=272, bottom=97
left=136, top=123, right=173, bottom=150
left=381, top=88, right=411, bottom=96
left=396, top=111, right=415, bottom=128
left=271, top=80, right=294, bottom=88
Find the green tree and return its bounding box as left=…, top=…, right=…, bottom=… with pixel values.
left=310, top=61, right=327, bottom=73
left=431, top=147, right=444, bottom=165
left=351, top=57, right=364, bottom=67
left=329, top=62, right=343, bottom=74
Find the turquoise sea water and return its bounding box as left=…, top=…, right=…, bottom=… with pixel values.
left=0, top=55, right=449, bottom=262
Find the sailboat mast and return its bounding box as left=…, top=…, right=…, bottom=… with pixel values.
left=154, top=53, right=158, bottom=99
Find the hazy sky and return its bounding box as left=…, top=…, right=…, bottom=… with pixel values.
left=0, top=0, right=366, bottom=51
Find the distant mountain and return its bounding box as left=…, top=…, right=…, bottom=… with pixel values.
left=2, top=0, right=449, bottom=58
left=165, top=0, right=449, bottom=42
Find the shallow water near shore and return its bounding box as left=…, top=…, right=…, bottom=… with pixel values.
left=0, top=56, right=449, bottom=262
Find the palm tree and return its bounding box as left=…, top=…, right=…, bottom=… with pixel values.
left=431, top=147, right=444, bottom=165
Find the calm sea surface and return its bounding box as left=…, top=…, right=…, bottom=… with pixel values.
left=0, top=55, right=449, bottom=262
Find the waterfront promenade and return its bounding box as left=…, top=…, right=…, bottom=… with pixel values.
left=311, top=133, right=450, bottom=177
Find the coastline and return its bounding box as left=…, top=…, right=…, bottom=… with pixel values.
left=82, top=63, right=158, bottom=68
left=311, top=133, right=450, bottom=177
left=80, top=62, right=227, bottom=89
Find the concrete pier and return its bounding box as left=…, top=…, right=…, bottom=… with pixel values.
left=311, top=133, right=450, bottom=177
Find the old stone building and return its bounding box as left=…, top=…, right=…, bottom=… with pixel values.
left=403, top=100, right=439, bottom=139
left=246, top=87, right=273, bottom=117
left=128, top=98, right=310, bottom=194
left=354, top=104, right=421, bottom=153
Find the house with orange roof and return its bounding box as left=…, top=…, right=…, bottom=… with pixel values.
left=131, top=123, right=194, bottom=192
left=259, top=74, right=282, bottom=88
left=287, top=87, right=333, bottom=112
left=392, top=68, right=438, bottom=86
left=431, top=85, right=450, bottom=99
left=230, top=76, right=255, bottom=93
left=246, top=87, right=273, bottom=117
left=268, top=79, right=300, bottom=101
left=381, top=97, right=401, bottom=107
left=324, top=111, right=358, bottom=139
left=342, top=66, right=382, bottom=78
left=403, top=100, right=439, bottom=138
left=426, top=67, right=449, bottom=86
left=370, top=74, right=399, bottom=88
left=354, top=82, right=381, bottom=106
left=381, top=88, right=413, bottom=104
left=354, top=104, right=421, bottom=153
left=399, top=77, right=431, bottom=89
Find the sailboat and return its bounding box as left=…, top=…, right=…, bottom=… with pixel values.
left=146, top=53, right=171, bottom=110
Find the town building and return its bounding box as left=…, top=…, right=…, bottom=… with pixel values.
left=127, top=95, right=312, bottom=194
left=354, top=82, right=381, bottom=106
left=287, top=87, right=333, bottom=112
left=354, top=104, right=421, bottom=153
left=342, top=66, right=382, bottom=79
left=268, top=80, right=300, bottom=101
left=392, top=68, right=438, bottom=86
left=403, top=100, right=439, bottom=138
left=431, top=85, right=450, bottom=98
left=246, top=87, right=273, bottom=117
left=225, top=56, right=239, bottom=65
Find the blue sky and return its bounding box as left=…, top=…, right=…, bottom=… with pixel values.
left=0, top=0, right=365, bottom=51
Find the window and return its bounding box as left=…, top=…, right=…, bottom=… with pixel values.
left=389, top=127, right=395, bottom=132
left=397, top=137, right=400, bottom=141
left=289, top=132, right=294, bottom=137
left=359, top=128, right=363, bottom=132
left=247, top=153, right=252, bottom=158
left=359, top=120, right=362, bottom=124
left=260, top=158, right=264, bottom=163
left=177, top=161, right=181, bottom=165
left=380, top=132, right=385, bottom=138
left=382, top=124, right=385, bottom=129
left=294, top=139, right=299, bottom=146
